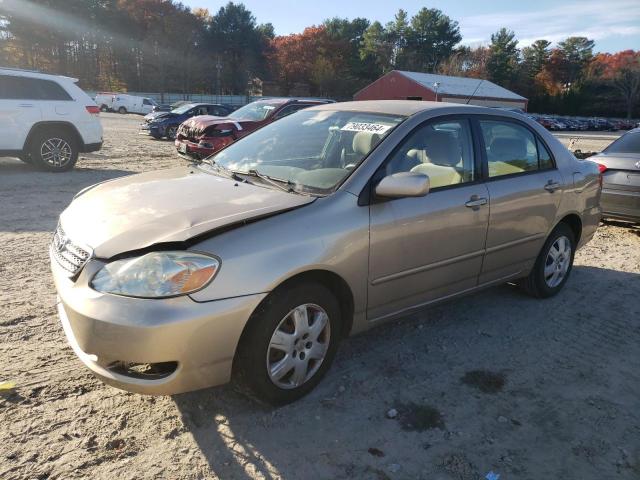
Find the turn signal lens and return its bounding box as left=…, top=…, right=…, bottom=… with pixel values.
left=86, top=106, right=100, bottom=116
left=597, top=163, right=607, bottom=173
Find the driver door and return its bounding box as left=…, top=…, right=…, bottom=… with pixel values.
left=368, top=118, right=490, bottom=321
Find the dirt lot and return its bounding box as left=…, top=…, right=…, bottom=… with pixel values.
left=1, top=113, right=639, bottom=480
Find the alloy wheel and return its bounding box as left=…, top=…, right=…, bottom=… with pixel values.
left=40, top=138, right=72, bottom=169
left=544, top=235, right=572, bottom=288
left=266, top=303, right=331, bottom=389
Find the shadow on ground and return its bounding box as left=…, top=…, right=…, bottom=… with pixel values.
left=0, top=158, right=131, bottom=232
left=173, top=266, right=640, bottom=479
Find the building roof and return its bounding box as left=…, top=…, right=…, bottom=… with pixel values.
left=310, top=99, right=489, bottom=116
left=396, top=70, right=527, bottom=101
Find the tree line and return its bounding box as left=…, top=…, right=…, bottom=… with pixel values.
left=1, top=1, right=639, bottom=117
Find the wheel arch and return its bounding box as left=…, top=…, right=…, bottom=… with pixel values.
left=241, top=269, right=356, bottom=344
left=24, top=121, right=84, bottom=151
left=555, top=213, right=582, bottom=246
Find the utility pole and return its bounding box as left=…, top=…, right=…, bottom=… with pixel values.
left=433, top=82, right=440, bottom=102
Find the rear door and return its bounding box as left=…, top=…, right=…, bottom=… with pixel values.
left=368, top=117, right=490, bottom=320
left=476, top=117, right=563, bottom=284
left=0, top=74, right=43, bottom=151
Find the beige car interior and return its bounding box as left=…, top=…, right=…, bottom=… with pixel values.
left=487, top=136, right=533, bottom=177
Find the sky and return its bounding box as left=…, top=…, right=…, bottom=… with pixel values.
left=181, top=0, right=640, bottom=53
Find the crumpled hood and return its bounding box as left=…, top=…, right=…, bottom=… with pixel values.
left=181, top=115, right=259, bottom=135
left=60, top=166, right=315, bottom=258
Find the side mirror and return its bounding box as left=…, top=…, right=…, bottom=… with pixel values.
left=375, top=171, right=430, bottom=199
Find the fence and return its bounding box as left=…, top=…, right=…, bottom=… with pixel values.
left=86, top=92, right=330, bottom=107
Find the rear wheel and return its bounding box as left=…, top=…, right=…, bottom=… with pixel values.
left=118, top=106, right=127, bottom=114
left=519, top=223, right=575, bottom=298
left=234, top=282, right=342, bottom=405
left=29, top=129, right=78, bottom=172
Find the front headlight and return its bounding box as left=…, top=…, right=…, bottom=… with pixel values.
left=91, top=251, right=219, bottom=298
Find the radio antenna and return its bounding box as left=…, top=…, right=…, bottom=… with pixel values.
left=465, top=79, right=484, bottom=105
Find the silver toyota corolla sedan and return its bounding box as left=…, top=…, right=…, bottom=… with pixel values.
left=51, top=101, right=602, bottom=404
left=590, top=128, right=640, bottom=223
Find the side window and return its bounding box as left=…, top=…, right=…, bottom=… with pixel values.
left=0, top=76, right=70, bottom=100
left=480, top=120, right=550, bottom=177
left=142, top=98, right=152, bottom=105
left=537, top=139, right=554, bottom=169
left=274, top=104, right=308, bottom=120
left=211, top=106, right=228, bottom=116
left=383, top=119, right=475, bottom=189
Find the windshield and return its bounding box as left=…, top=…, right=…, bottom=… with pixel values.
left=210, top=110, right=405, bottom=193
left=229, top=100, right=286, bottom=121
left=604, top=131, right=640, bottom=154
left=171, top=103, right=196, bottom=115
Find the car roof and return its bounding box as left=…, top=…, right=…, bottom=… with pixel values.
left=0, top=67, right=78, bottom=83
left=307, top=100, right=489, bottom=117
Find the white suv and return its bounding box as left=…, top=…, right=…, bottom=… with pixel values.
left=0, top=68, right=103, bottom=172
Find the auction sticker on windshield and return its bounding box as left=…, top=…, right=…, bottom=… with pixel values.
left=341, top=122, right=392, bottom=134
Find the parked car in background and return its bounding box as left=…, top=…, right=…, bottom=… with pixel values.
left=51, top=101, right=601, bottom=403
left=175, top=98, right=333, bottom=160
left=94, top=92, right=117, bottom=112
left=0, top=67, right=102, bottom=171
left=149, top=100, right=191, bottom=115
left=591, top=128, right=640, bottom=222
left=140, top=103, right=232, bottom=140
left=112, top=94, right=158, bottom=115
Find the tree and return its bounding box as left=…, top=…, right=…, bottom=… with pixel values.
left=558, top=36, right=594, bottom=84
left=438, top=46, right=490, bottom=79
left=590, top=50, right=640, bottom=118
left=486, top=28, right=519, bottom=87
left=360, top=21, right=393, bottom=75
left=386, top=9, right=409, bottom=69
left=522, top=39, right=551, bottom=79
left=404, top=7, right=461, bottom=72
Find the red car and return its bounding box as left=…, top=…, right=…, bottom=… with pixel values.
left=175, top=98, right=333, bottom=160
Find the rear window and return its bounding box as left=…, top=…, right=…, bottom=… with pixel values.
left=0, top=75, right=72, bottom=100
left=604, top=132, right=640, bottom=154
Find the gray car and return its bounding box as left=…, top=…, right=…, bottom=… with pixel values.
left=50, top=101, right=602, bottom=404
left=591, top=128, right=640, bottom=222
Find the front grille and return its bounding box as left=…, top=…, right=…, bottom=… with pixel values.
left=51, top=224, right=91, bottom=276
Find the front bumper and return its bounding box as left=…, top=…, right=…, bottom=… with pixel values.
left=52, top=256, right=267, bottom=395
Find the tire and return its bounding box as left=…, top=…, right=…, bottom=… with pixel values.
left=118, top=106, right=127, bottom=114
left=29, top=129, right=78, bottom=172
left=234, top=282, right=342, bottom=405
left=166, top=126, right=178, bottom=140
left=519, top=223, right=575, bottom=298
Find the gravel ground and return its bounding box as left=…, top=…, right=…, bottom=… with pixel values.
left=1, top=114, right=639, bottom=480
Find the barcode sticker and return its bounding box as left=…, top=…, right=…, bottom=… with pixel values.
left=341, top=122, right=392, bottom=134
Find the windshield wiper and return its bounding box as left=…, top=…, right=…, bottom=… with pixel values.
left=242, top=169, right=298, bottom=194
left=201, top=158, right=244, bottom=182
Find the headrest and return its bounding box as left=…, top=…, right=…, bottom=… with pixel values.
left=490, top=137, right=527, bottom=160
left=352, top=131, right=380, bottom=156
left=423, top=130, right=460, bottom=167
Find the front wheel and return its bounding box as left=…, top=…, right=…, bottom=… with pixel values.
left=118, top=106, right=127, bottom=114
left=166, top=126, right=178, bottom=140
left=234, top=282, right=342, bottom=405
left=519, top=223, right=575, bottom=298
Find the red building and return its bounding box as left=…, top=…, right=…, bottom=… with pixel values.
left=354, top=70, right=528, bottom=111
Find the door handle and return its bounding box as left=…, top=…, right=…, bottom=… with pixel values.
left=544, top=181, right=561, bottom=192
left=465, top=195, right=487, bottom=208
left=19, top=103, right=34, bottom=108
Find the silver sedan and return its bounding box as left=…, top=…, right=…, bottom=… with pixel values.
left=51, top=101, right=602, bottom=404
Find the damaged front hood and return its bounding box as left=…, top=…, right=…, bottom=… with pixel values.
left=181, top=115, right=259, bottom=135
left=60, top=166, right=315, bottom=258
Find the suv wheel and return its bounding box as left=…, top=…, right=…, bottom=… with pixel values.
left=118, top=106, right=127, bottom=114
left=519, top=223, right=575, bottom=298
left=29, top=129, right=78, bottom=172
left=234, top=282, right=342, bottom=405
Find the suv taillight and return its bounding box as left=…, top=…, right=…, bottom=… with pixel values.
left=86, top=106, right=100, bottom=116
